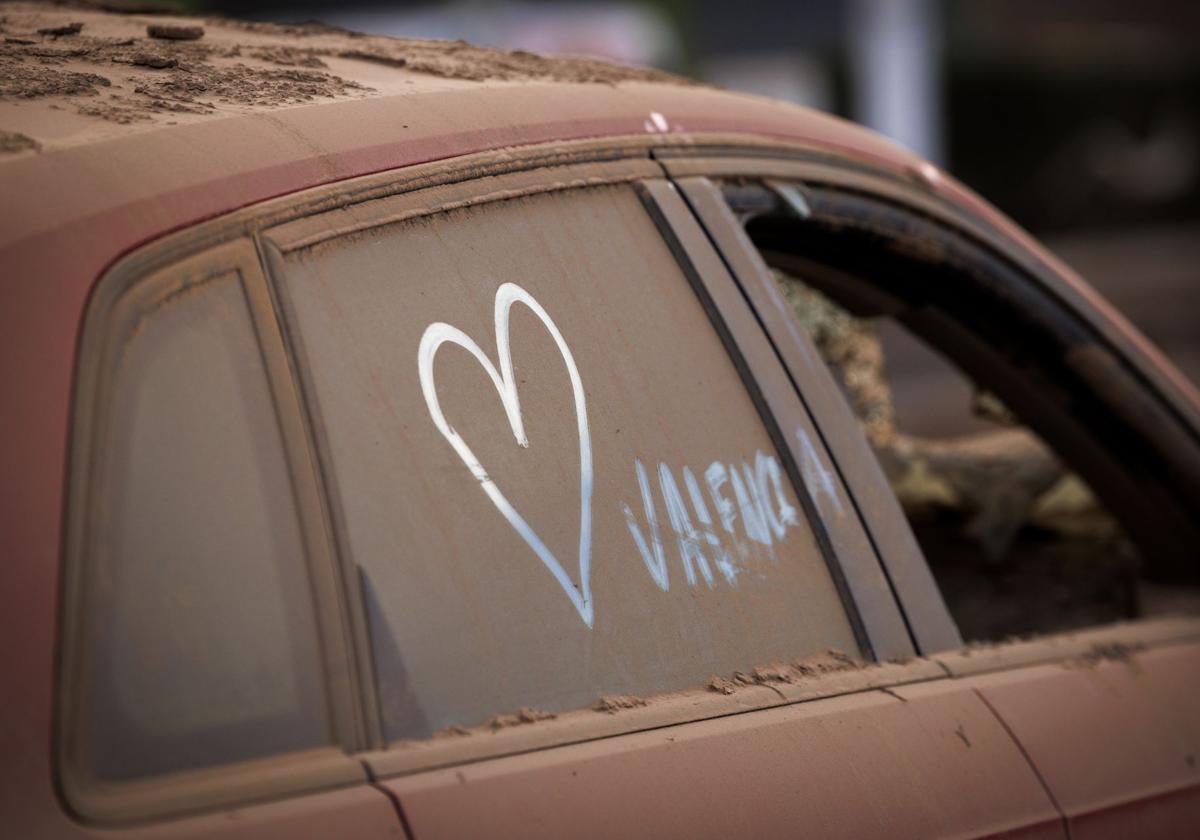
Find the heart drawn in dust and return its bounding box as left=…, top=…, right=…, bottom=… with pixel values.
left=417, top=282, right=594, bottom=628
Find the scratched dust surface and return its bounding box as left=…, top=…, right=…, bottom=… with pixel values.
left=0, top=0, right=690, bottom=150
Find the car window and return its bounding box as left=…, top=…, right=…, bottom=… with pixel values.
left=266, top=184, right=859, bottom=741
left=70, top=268, right=334, bottom=782
left=774, top=266, right=1151, bottom=640
left=727, top=178, right=1200, bottom=644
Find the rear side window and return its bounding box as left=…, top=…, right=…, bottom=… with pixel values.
left=68, top=266, right=334, bottom=782
left=267, top=184, right=859, bottom=740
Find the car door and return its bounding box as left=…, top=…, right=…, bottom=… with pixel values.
left=661, top=155, right=1200, bottom=838
left=252, top=151, right=1071, bottom=838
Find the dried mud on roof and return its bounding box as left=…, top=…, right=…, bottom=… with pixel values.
left=0, top=128, right=38, bottom=150
left=0, top=1, right=689, bottom=151
left=210, top=15, right=687, bottom=85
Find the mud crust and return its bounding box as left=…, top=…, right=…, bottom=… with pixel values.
left=0, top=0, right=691, bottom=146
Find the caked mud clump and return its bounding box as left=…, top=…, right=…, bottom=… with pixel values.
left=1070, top=641, right=1144, bottom=668
left=129, top=52, right=176, bottom=69
left=247, top=44, right=329, bottom=69
left=0, top=26, right=368, bottom=121
left=592, top=695, right=648, bottom=713
left=486, top=707, right=557, bottom=731
left=0, top=128, right=38, bottom=152
left=707, top=675, right=738, bottom=695
left=708, top=649, right=863, bottom=694
left=0, top=63, right=109, bottom=98
left=134, top=64, right=366, bottom=108
left=146, top=23, right=203, bottom=41
left=36, top=20, right=80, bottom=36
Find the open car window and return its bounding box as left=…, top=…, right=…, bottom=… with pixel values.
left=263, top=183, right=861, bottom=740
left=771, top=265, right=1154, bottom=640
left=701, top=174, right=1200, bottom=645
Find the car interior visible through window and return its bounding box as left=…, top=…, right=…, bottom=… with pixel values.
left=724, top=177, right=1200, bottom=643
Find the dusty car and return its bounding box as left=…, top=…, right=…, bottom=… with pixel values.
left=2, top=3, right=1199, bottom=838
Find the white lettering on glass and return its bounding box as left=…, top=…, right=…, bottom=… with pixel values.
left=796, top=427, right=845, bottom=517
left=620, top=445, right=808, bottom=592
left=418, top=283, right=595, bottom=628
left=621, top=459, right=669, bottom=591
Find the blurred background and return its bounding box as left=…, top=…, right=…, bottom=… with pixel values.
left=178, top=0, right=1200, bottom=430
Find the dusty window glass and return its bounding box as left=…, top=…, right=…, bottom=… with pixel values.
left=270, top=184, right=859, bottom=740
left=77, top=271, right=333, bottom=781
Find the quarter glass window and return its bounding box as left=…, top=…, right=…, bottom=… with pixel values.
left=76, top=269, right=333, bottom=781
